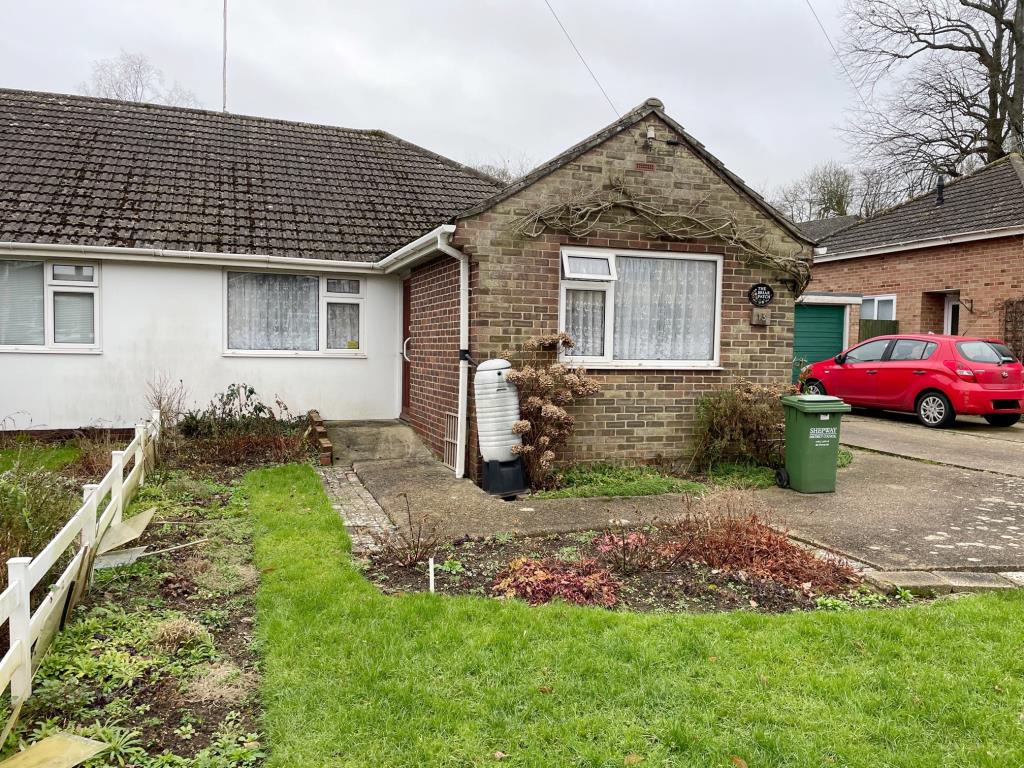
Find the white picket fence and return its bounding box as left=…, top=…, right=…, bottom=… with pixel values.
left=0, top=410, right=162, bottom=734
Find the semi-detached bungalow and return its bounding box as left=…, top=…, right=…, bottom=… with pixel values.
left=0, top=89, right=813, bottom=482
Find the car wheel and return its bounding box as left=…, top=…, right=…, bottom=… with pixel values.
left=916, top=392, right=955, bottom=428
left=984, top=413, right=1021, bottom=427
left=803, top=379, right=826, bottom=396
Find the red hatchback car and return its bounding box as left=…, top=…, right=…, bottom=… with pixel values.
left=800, top=334, right=1023, bottom=428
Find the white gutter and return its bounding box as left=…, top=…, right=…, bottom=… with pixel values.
left=814, top=225, right=1024, bottom=263
left=377, top=225, right=456, bottom=274
left=0, top=241, right=380, bottom=274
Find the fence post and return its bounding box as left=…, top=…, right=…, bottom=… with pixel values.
left=110, top=451, right=125, bottom=526
left=7, top=557, right=33, bottom=704
left=81, top=484, right=99, bottom=581
left=134, top=423, right=146, bottom=485
left=150, top=409, right=161, bottom=465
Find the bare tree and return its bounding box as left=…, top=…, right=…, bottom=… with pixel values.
left=472, top=152, right=536, bottom=186
left=80, top=51, right=200, bottom=108
left=842, top=0, right=1024, bottom=191
left=773, top=161, right=909, bottom=221
left=773, top=161, right=856, bottom=221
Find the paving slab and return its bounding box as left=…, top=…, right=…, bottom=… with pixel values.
left=763, top=451, right=1024, bottom=571
left=1001, top=571, right=1024, bottom=586
left=939, top=571, right=1016, bottom=592
left=841, top=414, right=1024, bottom=477
left=864, top=571, right=954, bottom=596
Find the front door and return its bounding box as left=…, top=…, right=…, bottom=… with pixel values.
left=401, top=278, right=412, bottom=414
left=944, top=293, right=960, bottom=335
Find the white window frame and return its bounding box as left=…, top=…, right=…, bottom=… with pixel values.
left=222, top=270, right=366, bottom=358
left=561, top=248, right=617, bottom=281
left=0, top=259, right=102, bottom=354
left=861, top=294, right=897, bottom=322
left=557, top=247, right=723, bottom=369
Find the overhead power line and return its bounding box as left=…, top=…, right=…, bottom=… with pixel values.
left=542, top=0, right=620, bottom=118
left=803, top=0, right=872, bottom=112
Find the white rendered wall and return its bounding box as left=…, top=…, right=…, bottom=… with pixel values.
left=0, top=260, right=402, bottom=429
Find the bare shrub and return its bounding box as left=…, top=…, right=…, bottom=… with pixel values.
left=146, top=372, right=189, bottom=430
left=660, top=491, right=856, bottom=593
left=370, top=493, right=440, bottom=567
left=492, top=557, right=619, bottom=607
left=503, top=333, right=600, bottom=489
left=592, top=517, right=659, bottom=574
left=70, top=431, right=121, bottom=481
left=689, top=379, right=796, bottom=471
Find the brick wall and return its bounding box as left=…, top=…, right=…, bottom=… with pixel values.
left=403, top=256, right=460, bottom=459
left=452, top=113, right=810, bottom=477
left=810, top=235, right=1024, bottom=345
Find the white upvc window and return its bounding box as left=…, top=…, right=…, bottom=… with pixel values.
left=861, top=294, right=896, bottom=321
left=0, top=259, right=101, bottom=353
left=558, top=247, right=723, bottom=369
left=224, top=270, right=365, bottom=357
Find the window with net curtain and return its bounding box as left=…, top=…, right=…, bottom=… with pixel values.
left=563, top=254, right=718, bottom=363
left=227, top=272, right=319, bottom=351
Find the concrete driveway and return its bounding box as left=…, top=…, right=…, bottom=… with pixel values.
left=763, top=412, right=1024, bottom=571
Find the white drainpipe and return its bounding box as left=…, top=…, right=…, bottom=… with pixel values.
left=436, top=230, right=469, bottom=479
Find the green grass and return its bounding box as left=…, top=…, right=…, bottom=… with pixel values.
left=837, top=447, right=855, bottom=468
left=707, top=462, right=777, bottom=489
left=532, top=463, right=706, bottom=498
left=251, top=464, right=1024, bottom=767
left=0, top=441, right=79, bottom=472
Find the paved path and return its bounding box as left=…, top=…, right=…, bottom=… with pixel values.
left=841, top=413, right=1024, bottom=477
left=327, top=420, right=698, bottom=539
left=317, top=465, right=396, bottom=553
left=763, top=450, right=1024, bottom=571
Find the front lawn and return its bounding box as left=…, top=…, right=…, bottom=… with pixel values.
left=252, top=464, right=1024, bottom=768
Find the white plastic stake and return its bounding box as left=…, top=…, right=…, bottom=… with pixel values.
left=428, top=557, right=435, bottom=593
left=110, top=451, right=125, bottom=525
left=7, top=557, right=32, bottom=703
left=81, top=484, right=99, bottom=580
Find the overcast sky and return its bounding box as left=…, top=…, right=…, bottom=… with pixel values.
left=1, top=0, right=855, bottom=194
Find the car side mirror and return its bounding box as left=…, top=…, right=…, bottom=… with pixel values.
left=834, top=353, right=846, bottom=365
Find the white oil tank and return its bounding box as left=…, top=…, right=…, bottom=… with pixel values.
left=474, top=359, right=522, bottom=463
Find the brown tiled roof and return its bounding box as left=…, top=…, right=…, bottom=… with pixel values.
left=0, top=89, right=501, bottom=262
left=797, top=214, right=861, bottom=243
left=458, top=97, right=814, bottom=245
left=820, top=155, right=1024, bottom=256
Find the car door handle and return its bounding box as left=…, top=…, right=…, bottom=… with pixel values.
left=866, top=370, right=878, bottom=375
left=913, top=370, right=926, bottom=375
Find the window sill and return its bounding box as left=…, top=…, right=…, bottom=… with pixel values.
left=561, top=359, right=724, bottom=371
left=222, top=350, right=367, bottom=359
left=0, top=346, right=102, bottom=355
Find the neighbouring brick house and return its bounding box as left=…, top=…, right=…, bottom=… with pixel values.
left=0, top=90, right=812, bottom=486
left=402, top=98, right=813, bottom=480
left=800, top=155, right=1024, bottom=365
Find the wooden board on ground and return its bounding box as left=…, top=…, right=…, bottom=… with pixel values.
left=0, top=734, right=106, bottom=768
left=97, top=507, right=156, bottom=555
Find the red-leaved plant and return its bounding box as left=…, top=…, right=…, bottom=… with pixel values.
left=492, top=557, right=618, bottom=607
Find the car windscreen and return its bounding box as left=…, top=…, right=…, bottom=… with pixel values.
left=957, top=340, right=1018, bottom=364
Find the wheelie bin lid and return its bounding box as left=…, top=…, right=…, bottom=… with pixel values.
left=780, top=394, right=852, bottom=413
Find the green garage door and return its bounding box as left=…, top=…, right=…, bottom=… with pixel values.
left=793, top=304, right=845, bottom=381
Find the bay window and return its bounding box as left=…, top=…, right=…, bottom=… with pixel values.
left=559, top=248, right=721, bottom=368
left=0, top=259, right=99, bottom=351
left=225, top=271, right=364, bottom=355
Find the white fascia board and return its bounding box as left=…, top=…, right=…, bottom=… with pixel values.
left=814, top=225, right=1024, bottom=263
left=0, top=241, right=380, bottom=274
left=377, top=224, right=456, bottom=274
left=798, top=293, right=863, bottom=305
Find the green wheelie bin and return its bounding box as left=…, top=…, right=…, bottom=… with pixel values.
left=777, top=395, right=851, bottom=493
